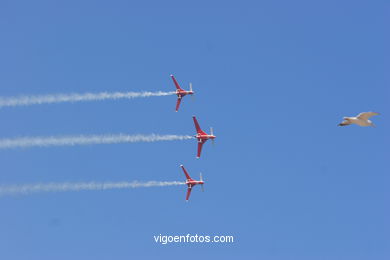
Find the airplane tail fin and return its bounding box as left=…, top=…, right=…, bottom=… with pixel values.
left=200, top=173, right=204, bottom=192
left=210, top=127, right=215, bottom=145
left=189, top=82, right=195, bottom=100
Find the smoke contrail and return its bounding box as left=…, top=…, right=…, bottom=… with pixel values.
left=0, top=181, right=185, bottom=197
left=0, top=91, right=176, bottom=108
left=0, top=134, right=193, bottom=149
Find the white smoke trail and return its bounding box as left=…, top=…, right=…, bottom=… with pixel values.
left=0, top=134, right=194, bottom=149
left=0, top=181, right=185, bottom=197
left=0, top=91, right=176, bottom=108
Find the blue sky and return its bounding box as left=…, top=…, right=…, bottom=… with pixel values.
left=0, top=0, right=388, bottom=259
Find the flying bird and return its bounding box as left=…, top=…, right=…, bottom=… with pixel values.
left=338, top=112, right=379, bottom=127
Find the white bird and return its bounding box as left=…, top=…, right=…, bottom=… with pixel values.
left=338, top=112, right=380, bottom=127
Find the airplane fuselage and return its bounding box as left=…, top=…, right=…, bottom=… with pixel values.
left=176, top=89, right=194, bottom=98
left=186, top=180, right=204, bottom=187
left=195, top=134, right=216, bottom=142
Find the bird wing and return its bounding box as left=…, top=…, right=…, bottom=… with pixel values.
left=357, top=112, right=379, bottom=120
left=338, top=119, right=351, bottom=126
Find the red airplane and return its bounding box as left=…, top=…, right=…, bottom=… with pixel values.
left=193, top=116, right=216, bottom=158
left=170, top=74, right=194, bottom=112
left=181, top=165, right=204, bottom=201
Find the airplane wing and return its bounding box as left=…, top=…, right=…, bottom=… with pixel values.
left=193, top=116, right=206, bottom=135
left=181, top=165, right=192, bottom=180
left=171, top=75, right=183, bottom=90
left=175, top=98, right=182, bottom=112
left=186, top=186, right=192, bottom=201
left=357, top=112, right=379, bottom=120
left=197, top=141, right=206, bottom=158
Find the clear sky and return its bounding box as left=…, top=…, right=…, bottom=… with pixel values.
left=0, top=0, right=388, bottom=259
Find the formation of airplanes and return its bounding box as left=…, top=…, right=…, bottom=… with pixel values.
left=171, top=74, right=379, bottom=201
left=170, top=75, right=216, bottom=201
left=176, top=117, right=215, bottom=201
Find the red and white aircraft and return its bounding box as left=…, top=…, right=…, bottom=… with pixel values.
left=193, top=116, right=216, bottom=158
left=170, top=74, right=194, bottom=112
left=181, top=165, right=204, bottom=201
